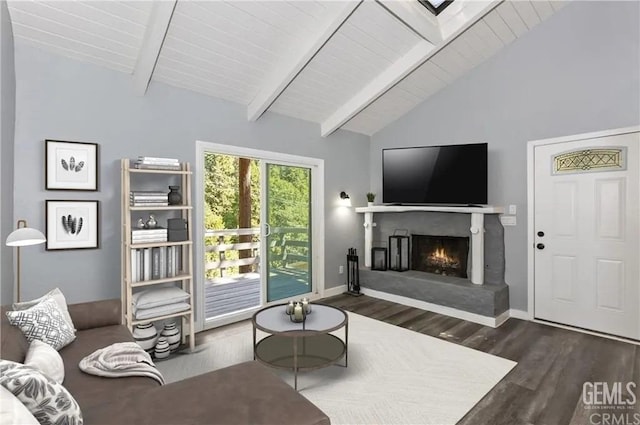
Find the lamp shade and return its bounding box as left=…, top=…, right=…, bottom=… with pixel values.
left=6, top=227, right=46, bottom=247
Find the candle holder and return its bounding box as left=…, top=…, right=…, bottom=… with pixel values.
left=285, top=298, right=312, bottom=322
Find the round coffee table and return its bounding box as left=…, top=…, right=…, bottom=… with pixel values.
left=252, top=303, right=348, bottom=390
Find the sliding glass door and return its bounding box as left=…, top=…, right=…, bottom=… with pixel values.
left=197, top=143, right=321, bottom=331
left=263, top=163, right=312, bottom=302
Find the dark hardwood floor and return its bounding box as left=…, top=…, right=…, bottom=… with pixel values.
left=320, top=294, right=640, bottom=425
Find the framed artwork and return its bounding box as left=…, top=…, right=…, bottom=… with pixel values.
left=45, top=140, right=98, bottom=191
left=46, top=200, right=99, bottom=250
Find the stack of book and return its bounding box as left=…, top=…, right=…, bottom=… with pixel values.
left=134, top=156, right=181, bottom=171
left=130, top=246, right=182, bottom=282
left=130, top=191, right=169, bottom=207
left=131, top=228, right=168, bottom=244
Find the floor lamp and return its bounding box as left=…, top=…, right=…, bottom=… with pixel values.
left=5, top=220, right=46, bottom=303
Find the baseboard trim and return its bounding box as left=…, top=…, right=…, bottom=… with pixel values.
left=321, top=284, right=348, bottom=298
left=362, top=288, right=508, bottom=328
left=532, top=319, right=640, bottom=346
left=509, top=309, right=530, bottom=320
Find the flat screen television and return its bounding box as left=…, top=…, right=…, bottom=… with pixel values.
left=382, top=143, right=488, bottom=205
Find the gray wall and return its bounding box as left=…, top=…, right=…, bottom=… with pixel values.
left=0, top=0, right=15, bottom=305
left=370, top=1, right=640, bottom=311
left=13, top=43, right=369, bottom=304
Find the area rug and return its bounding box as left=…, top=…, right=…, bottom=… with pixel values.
left=156, top=312, right=516, bottom=425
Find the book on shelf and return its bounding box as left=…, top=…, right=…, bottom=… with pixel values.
left=131, top=250, right=138, bottom=283
left=143, top=248, right=151, bottom=281
left=132, top=228, right=167, bottom=235
left=131, top=246, right=183, bottom=283
left=159, top=246, right=167, bottom=279
left=152, top=248, right=161, bottom=280
left=134, top=161, right=181, bottom=170
left=130, top=197, right=168, bottom=202
left=132, top=237, right=167, bottom=243
left=137, top=156, right=179, bottom=164
left=130, top=191, right=168, bottom=195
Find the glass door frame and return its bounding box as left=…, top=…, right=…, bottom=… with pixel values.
left=194, top=141, right=325, bottom=332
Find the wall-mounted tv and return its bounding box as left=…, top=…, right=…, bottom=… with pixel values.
left=382, top=143, right=488, bottom=205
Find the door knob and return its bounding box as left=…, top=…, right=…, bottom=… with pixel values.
left=536, top=243, right=545, bottom=250
left=537, top=231, right=545, bottom=237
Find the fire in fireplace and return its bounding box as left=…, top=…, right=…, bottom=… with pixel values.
left=411, top=235, right=469, bottom=278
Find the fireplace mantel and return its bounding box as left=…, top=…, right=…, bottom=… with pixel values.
left=355, top=205, right=505, bottom=285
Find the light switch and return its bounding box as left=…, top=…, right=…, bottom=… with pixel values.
left=500, top=215, right=517, bottom=226
left=508, top=204, right=517, bottom=215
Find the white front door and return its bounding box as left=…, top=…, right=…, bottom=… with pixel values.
left=533, top=130, right=639, bottom=339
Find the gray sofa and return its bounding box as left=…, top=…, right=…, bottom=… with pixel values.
left=1, top=299, right=330, bottom=425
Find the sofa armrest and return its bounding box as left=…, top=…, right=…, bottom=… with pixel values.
left=68, top=299, right=121, bottom=330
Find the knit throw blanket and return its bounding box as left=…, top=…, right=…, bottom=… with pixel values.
left=79, top=342, right=165, bottom=385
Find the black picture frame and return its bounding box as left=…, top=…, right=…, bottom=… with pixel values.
left=46, top=200, right=100, bottom=250
left=45, top=140, right=99, bottom=191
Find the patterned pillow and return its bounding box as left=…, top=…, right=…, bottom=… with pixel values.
left=13, top=288, right=76, bottom=331
left=0, top=360, right=83, bottom=425
left=6, top=297, right=76, bottom=350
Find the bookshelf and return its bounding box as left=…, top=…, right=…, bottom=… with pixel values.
left=120, top=159, right=195, bottom=351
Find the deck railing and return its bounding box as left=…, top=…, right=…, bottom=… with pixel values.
left=204, top=227, right=309, bottom=279
left=204, top=226, right=310, bottom=318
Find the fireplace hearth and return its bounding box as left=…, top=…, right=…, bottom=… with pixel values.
left=411, top=235, right=469, bottom=278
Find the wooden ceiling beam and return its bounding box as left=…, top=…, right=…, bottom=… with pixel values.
left=247, top=1, right=362, bottom=122
left=321, top=0, right=502, bottom=137
left=132, top=0, right=177, bottom=96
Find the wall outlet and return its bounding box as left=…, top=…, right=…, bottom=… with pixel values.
left=339, top=265, right=344, bottom=274
left=508, top=204, right=517, bottom=215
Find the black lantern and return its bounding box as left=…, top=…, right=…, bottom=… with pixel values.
left=389, top=230, right=410, bottom=272
left=371, top=248, right=388, bottom=271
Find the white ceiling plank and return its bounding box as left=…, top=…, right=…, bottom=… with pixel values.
left=449, top=33, right=485, bottom=67
left=8, top=8, right=139, bottom=57
left=549, top=1, right=570, bottom=12
left=482, top=9, right=516, bottom=45
left=430, top=48, right=468, bottom=79
left=247, top=1, right=362, bottom=122
left=495, top=2, right=528, bottom=38
left=132, top=0, right=177, bottom=96
left=531, top=1, right=555, bottom=21
left=12, top=25, right=133, bottom=73
left=321, top=0, right=502, bottom=136
left=376, top=0, right=442, bottom=44
left=438, top=0, right=495, bottom=40
left=512, top=1, right=541, bottom=30
left=472, top=19, right=505, bottom=53
left=10, top=1, right=144, bottom=46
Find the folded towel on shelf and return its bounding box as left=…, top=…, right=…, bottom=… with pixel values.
left=133, top=302, right=191, bottom=320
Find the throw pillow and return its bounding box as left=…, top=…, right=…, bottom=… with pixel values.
left=25, top=340, right=65, bottom=384
left=132, top=286, right=190, bottom=310
left=0, top=360, right=82, bottom=425
left=0, top=385, right=39, bottom=425
left=13, top=288, right=76, bottom=331
left=6, top=297, right=76, bottom=350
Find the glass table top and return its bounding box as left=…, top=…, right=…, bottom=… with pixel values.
left=253, top=304, right=347, bottom=333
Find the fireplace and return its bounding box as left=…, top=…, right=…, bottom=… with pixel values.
left=411, top=235, right=469, bottom=278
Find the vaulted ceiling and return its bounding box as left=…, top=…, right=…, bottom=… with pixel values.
left=6, top=0, right=567, bottom=136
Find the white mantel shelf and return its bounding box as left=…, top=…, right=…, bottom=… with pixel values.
left=355, top=205, right=505, bottom=285
left=354, top=205, right=504, bottom=214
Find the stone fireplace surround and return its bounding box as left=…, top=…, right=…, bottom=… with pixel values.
left=355, top=208, right=510, bottom=325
